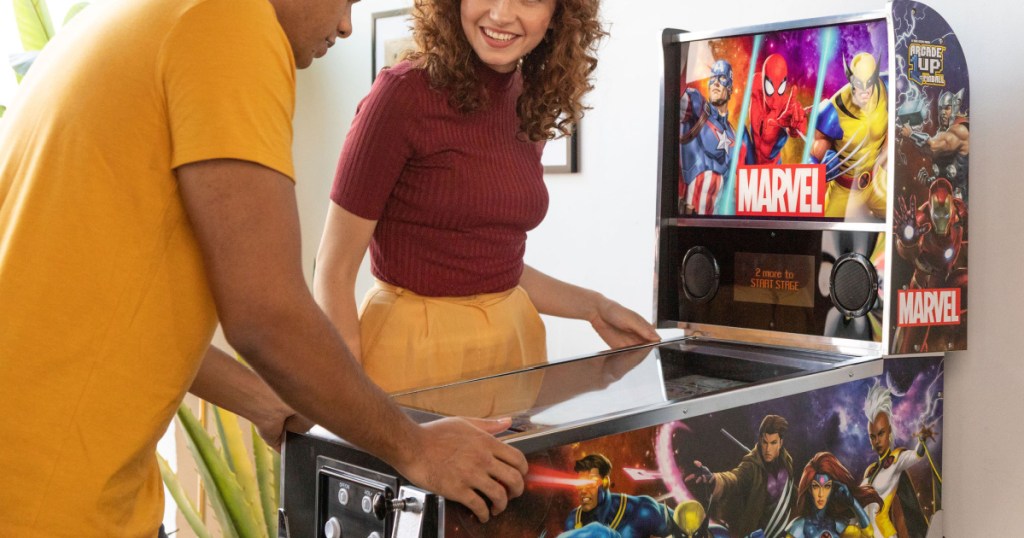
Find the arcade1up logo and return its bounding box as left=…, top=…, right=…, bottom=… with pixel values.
left=908, top=40, right=946, bottom=86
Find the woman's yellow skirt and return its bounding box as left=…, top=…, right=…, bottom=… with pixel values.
left=358, top=280, right=547, bottom=417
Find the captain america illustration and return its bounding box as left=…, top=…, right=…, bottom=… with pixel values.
left=679, top=59, right=737, bottom=215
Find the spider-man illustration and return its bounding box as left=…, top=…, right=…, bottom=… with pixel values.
left=741, top=53, right=808, bottom=165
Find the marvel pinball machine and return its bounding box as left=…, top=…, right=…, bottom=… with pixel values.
left=280, top=1, right=967, bottom=537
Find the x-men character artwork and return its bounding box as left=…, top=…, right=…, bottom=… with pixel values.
left=443, top=356, right=943, bottom=538
left=890, top=0, right=969, bottom=354
left=677, top=18, right=891, bottom=220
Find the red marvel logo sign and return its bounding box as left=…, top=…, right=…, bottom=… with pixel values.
left=897, top=288, right=962, bottom=327
left=736, top=164, right=826, bottom=217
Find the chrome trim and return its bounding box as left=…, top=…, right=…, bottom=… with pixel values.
left=653, top=72, right=667, bottom=323
left=671, top=337, right=862, bottom=370
left=652, top=224, right=663, bottom=322
left=668, top=11, right=887, bottom=44
left=658, top=323, right=883, bottom=356
left=661, top=218, right=888, bottom=232
left=391, top=486, right=429, bottom=538
left=438, top=497, right=446, bottom=538
left=277, top=509, right=290, bottom=538
left=882, top=6, right=898, bottom=355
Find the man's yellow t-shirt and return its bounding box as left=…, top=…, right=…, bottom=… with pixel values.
left=0, top=0, right=296, bottom=534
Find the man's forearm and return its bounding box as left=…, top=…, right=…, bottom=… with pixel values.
left=188, top=345, right=290, bottom=432
left=223, top=297, right=421, bottom=471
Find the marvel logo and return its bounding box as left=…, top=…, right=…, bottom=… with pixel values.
left=898, top=288, right=961, bottom=326
left=736, top=164, right=826, bottom=217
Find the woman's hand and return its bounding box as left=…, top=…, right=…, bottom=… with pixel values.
left=589, top=297, right=661, bottom=349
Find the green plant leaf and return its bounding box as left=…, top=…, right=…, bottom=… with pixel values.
left=63, top=1, right=89, bottom=25
left=178, top=403, right=261, bottom=538
left=13, top=0, right=56, bottom=51
left=214, top=407, right=269, bottom=538
left=157, top=453, right=214, bottom=538
left=252, top=424, right=279, bottom=537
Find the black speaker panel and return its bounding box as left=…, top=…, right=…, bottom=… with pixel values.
left=829, top=253, right=879, bottom=318
left=660, top=226, right=882, bottom=341
left=680, top=247, right=720, bottom=304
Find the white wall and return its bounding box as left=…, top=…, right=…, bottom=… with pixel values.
left=293, top=0, right=1021, bottom=535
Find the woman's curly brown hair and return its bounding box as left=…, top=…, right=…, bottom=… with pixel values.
left=406, top=0, right=607, bottom=141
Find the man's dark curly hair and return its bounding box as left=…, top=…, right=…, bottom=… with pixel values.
left=405, top=0, right=606, bottom=141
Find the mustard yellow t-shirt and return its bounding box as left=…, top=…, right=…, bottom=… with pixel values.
left=0, top=0, right=296, bottom=534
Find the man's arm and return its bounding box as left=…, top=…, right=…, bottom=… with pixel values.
left=175, top=159, right=527, bottom=521
left=189, top=345, right=313, bottom=450
left=519, top=265, right=659, bottom=349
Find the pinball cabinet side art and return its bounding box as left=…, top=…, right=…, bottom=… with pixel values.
left=465, top=355, right=944, bottom=538
left=280, top=1, right=965, bottom=537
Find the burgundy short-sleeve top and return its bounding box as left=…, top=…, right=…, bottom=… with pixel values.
left=330, top=60, right=549, bottom=296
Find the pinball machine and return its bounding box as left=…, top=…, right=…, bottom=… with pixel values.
left=280, top=1, right=967, bottom=536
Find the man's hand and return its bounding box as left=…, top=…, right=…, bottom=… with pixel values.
left=395, top=417, right=527, bottom=523
left=254, top=407, right=315, bottom=452
left=189, top=345, right=317, bottom=451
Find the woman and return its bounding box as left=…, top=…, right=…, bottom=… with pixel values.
left=314, top=0, right=658, bottom=400
left=786, top=452, right=882, bottom=538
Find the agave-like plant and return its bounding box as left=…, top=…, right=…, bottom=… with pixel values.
left=159, top=402, right=281, bottom=538
left=3, top=0, right=89, bottom=117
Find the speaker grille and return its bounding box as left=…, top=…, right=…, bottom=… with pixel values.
left=830, top=253, right=878, bottom=317
left=681, top=247, right=719, bottom=303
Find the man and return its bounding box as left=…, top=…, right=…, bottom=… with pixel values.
left=0, top=0, right=527, bottom=536
left=810, top=52, right=889, bottom=220
left=691, top=415, right=796, bottom=538
left=861, top=383, right=932, bottom=538
left=561, top=454, right=681, bottom=538
left=679, top=59, right=736, bottom=215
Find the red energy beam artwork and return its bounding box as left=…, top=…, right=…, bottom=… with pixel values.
left=525, top=465, right=594, bottom=492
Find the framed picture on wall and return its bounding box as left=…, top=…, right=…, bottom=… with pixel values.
left=542, top=131, right=579, bottom=174
left=372, top=8, right=415, bottom=81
